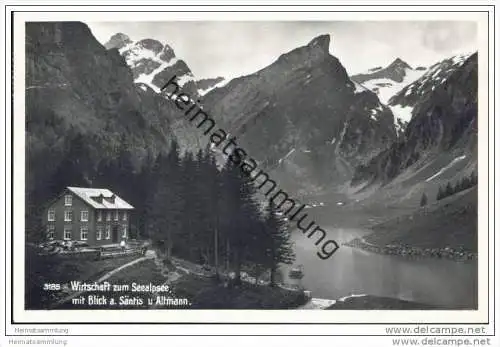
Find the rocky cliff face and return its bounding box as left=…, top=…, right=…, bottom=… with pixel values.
left=105, top=33, right=224, bottom=98
left=25, top=22, right=201, bottom=206
left=202, top=34, right=397, bottom=194
left=352, top=53, right=478, bottom=186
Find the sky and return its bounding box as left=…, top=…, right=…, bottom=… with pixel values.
left=87, top=21, right=477, bottom=80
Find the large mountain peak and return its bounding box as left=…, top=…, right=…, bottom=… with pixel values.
left=388, top=57, right=412, bottom=70
left=270, top=33, right=340, bottom=78
left=352, top=52, right=478, bottom=187
left=350, top=57, right=427, bottom=123
left=105, top=33, right=226, bottom=98
left=352, top=57, right=416, bottom=86
left=307, top=34, right=331, bottom=52
left=202, top=34, right=396, bottom=193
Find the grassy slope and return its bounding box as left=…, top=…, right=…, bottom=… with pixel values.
left=365, top=187, right=477, bottom=252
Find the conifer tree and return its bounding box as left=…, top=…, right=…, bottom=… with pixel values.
left=135, top=150, right=156, bottom=239
left=445, top=182, right=454, bottom=197
left=190, top=149, right=214, bottom=264
left=114, top=135, right=136, bottom=207
left=148, top=139, right=183, bottom=258
left=218, top=160, right=242, bottom=272
left=263, top=202, right=295, bottom=286
left=458, top=177, right=467, bottom=191
left=420, top=192, right=428, bottom=207
left=218, top=159, right=262, bottom=284
left=234, top=168, right=262, bottom=284
left=50, top=133, right=93, bottom=195
left=437, top=186, right=444, bottom=201
left=204, top=150, right=223, bottom=278
left=179, top=151, right=199, bottom=260
left=470, top=171, right=478, bottom=186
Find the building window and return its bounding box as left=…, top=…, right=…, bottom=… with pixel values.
left=46, top=225, right=55, bottom=240
left=64, top=226, right=72, bottom=240
left=122, top=225, right=127, bottom=238
left=64, top=194, right=72, bottom=206
left=122, top=212, right=127, bottom=221
left=47, top=209, right=55, bottom=222
left=114, top=210, right=119, bottom=221
left=97, top=211, right=102, bottom=222
left=81, top=210, right=89, bottom=222
left=64, top=210, right=73, bottom=222
left=96, top=225, right=103, bottom=240
left=105, top=225, right=111, bottom=239
left=106, top=211, right=111, bottom=221
left=80, top=225, right=88, bottom=240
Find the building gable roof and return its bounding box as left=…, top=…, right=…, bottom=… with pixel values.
left=67, top=187, right=134, bottom=210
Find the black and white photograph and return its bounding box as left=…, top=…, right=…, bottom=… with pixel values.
left=5, top=6, right=495, bottom=335
left=22, top=18, right=481, bottom=311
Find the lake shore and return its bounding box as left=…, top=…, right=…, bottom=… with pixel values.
left=343, top=237, right=477, bottom=262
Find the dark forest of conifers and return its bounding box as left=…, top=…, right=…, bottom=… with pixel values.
left=26, top=135, right=295, bottom=284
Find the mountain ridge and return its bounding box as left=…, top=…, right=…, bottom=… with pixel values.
left=351, top=52, right=478, bottom=188
left=27, top=23, right=478, bottom=227
left=105, top=33, right=225, bottom=97
left=351, top=57, right=427, bottom=130
left=352, top=57, right=415, bottom=85
left=202, top=34, right=397, bottom=195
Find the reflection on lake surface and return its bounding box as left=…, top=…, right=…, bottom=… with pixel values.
left=285, top=227, right=477, bottom=309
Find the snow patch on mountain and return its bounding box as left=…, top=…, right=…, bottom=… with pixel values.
left=352, top=81, right=368, bottom=94
left=425, top=155, right=467, bottom=182
left=360, top=68, right=425, bottom=124
left=198, top=78, right=228, bottom=96
left=278, top=148, right=296, bottom=164
left=351, top=59, right=427, bottom=127
left=362, top=67, right=425, bottom=104
left=393, top=52, right=474, bottom=102
left=390, top=104, right=414, bottom=123
left=451, top=52, right=475, bottom=66
left=134, top=57, right=180, bottom=92
left=119, top=43, right=155, bottom=64
left=106, top=34, right=223, bottom=98
left=388, top=52, right=476, bottom=125
left=178, top=73, right=195, bottom=87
